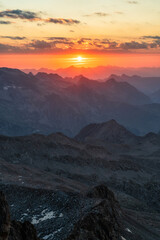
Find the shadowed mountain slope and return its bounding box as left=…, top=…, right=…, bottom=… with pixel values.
left=75, top=119, right=137, bottom=144
left=1, top=67, right=160, bottom=136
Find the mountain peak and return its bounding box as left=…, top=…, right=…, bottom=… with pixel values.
left=75, top=119, right=136, bottom=144
left=106, top=78, right=117, bottom=84
left=73, top=74, right=90, bottom=83
left=36, top=72, right=63, bottom=81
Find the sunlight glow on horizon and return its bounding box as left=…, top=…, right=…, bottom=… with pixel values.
left=0, top=0, right=159, bottom=68
left=77, top=56, right=82, bottom=62
left=1, top=53, right=160, bottom=69
left=64, top=55, right=95, bottom=66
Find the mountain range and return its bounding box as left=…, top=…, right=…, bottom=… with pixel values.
left=0, top=119, right=160, bottom=239
left=23, top=65, right=160, bottom=79
left=108, top=74, right=160, bottom=95
left=1, top=67, right=160, bottom=137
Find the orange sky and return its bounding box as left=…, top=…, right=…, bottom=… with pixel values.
left=1, top=53, right=160, bottom=69
left=0, top=0, right=160, bottom=69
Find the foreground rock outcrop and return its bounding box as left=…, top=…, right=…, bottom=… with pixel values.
left=1, top=185, right=122, bottom=240
left=1, top=184, right=159, bottom=240
left=0, top=191, right=10, bottom=240
left=9, top=221, right=40, bottom=240
left=86, top=184, right=117, bottom=200
left=66, top=201, right=121, bottom=240
left=0, top=191, right=40, bottom=240
left=66, top=185, right=122, bottom=240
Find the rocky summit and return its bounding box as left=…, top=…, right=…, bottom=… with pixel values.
left=0, top=119, right=160, bottom=240
left=1, top=68, right=160, bottom=136
left=0, top=186, right=123, bottom=240
left=0, top=191, right=40, bottom=240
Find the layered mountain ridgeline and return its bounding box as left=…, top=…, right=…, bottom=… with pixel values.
left=1, top=184, right=159, bottom=240
left=0, top=120, right=160, bottom=212
left=75, top=119, right=137, bottom=144
left=23, top=66, right=160, bottom=79
left=0, top=191, right=40, bottom=240
left=108, top=74, right=160, bottom=95
left=0, top=120, right=160, bottom=239
left=1, top=67, right=160, bottom=136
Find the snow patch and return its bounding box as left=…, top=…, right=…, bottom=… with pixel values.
left=121, top=237, right=127, bottom=240
left=3, top=85, right=22, bottom=90
left=32, top=209, right=56, bottom=225
left=125, top=228, right=132, bottom=233
left=20, top=213, right=28, bottom=221
left=43, top=234, right=54, bottom=240
left=43, top=228, right=62, bottom=240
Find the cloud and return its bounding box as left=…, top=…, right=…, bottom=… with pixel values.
left=127, top=1, right=138, bottom=4
left=94, top=12, right=110, bottom=17
left=142, top=35, right=160, bottom=40
left=0, top=9, right=41, bottom=20
left=115, top=11, right=124, bottom=15
left=44, top=18, right=80, bottom=25
left=154, top=40, right=160, bottom=47
left=120, top=41, right=148, bottom=49
left=0, top=20, right=12, bottom=24
left=27, top=40, right=53, bottom=49
left=0, top=37, right=160, bottom=54
left=1, top=36, right=26, bottom=40
left=47, top=37, right=69, bottom=40
left=84, top=11, right=124, bottom=18
left=0, top=9, right=81, bottom=25
left=0, top=43, right=23, bottom=53
left=84, top=12, right=110, bottom=17
left=77, top=38, right=92, bottom=44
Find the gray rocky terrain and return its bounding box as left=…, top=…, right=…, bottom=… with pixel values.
left=0, top=120, right=160, bottom=239
left=1, top=67, right=160, bottom=136
left=1, top=67, right=160, bottom=239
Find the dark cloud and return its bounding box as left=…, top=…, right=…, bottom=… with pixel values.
left=150, top=42, right=158, bottom=48
left=0, top=9, right=80, bottom=25
left=47, top=37, right=70, bottom=41
left=0, top=43, right=23, bottom=53
left=46, top=37, right=74, bottom=47
left=0, top=20, right=12, bottom=24
left=155, top=40, right=160, bottom=47
left=77, top=38, right=92, bottom=44
left=1, top=36, right=26, bottom=40
left=26, top=39, right=74, bottom=50
left=120, top=41, right=148, bottom=49
left=0, top=9, right=40, bottom=20
left=27, top=40, right=53, bottom=49
left=107, top=41, right=118, bottom=49
left=0, top=37, right=160, bottom=54
left=92, top=39, right=118, bottom=50
left=142, top=35, right=160, bottom=40
left=44, top=18, right=80, bottom=25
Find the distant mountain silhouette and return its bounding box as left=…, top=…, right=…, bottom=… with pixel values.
left=67, top=75, right=151, bottom=105
left=151, top=88, right=160, bottom=103
left=23, top=65, right=160, bottom=79
left=75, top=119, right=137, bottom=144
left=108, top=74, right=160, bottom=94
left=1, top=67, right=160, bottom=136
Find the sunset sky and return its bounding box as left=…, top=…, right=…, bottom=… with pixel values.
left=0, top=0, right=160, bottom=69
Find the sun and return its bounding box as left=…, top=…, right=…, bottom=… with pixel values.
left=67, top=55, right=89, bottom=65
left=77, top=56, right=82, bottom=62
